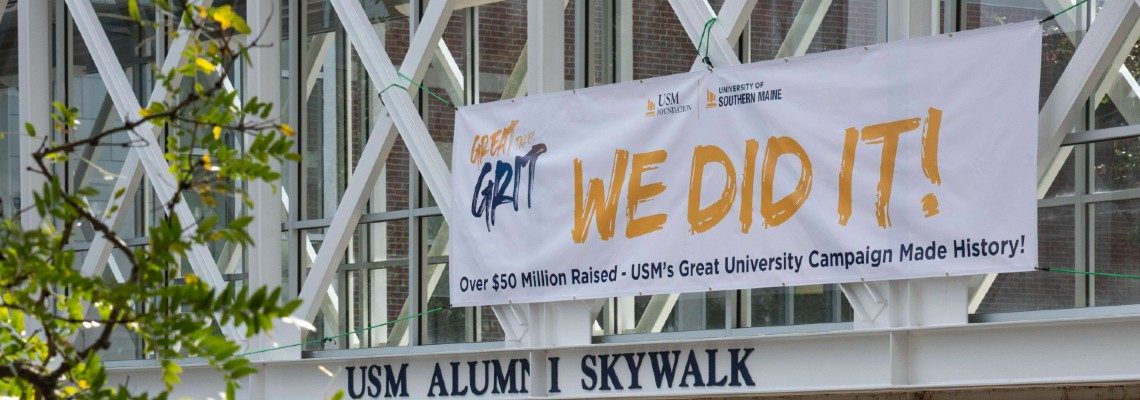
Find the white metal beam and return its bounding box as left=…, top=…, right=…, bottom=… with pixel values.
left=668, top=0, right=748, bottom=69
left=17, top=0, right=48, bottom=230
left=708, top=0, right=756, bottom=49
left=296, top=0, right=458, bottom=324
left=76, top=0, right=218, bottom=291
left=432, top=41, right=466, bottom=105
left=246, top=0, right=296, bottom=360
left=501, top=48, right=528, bottom=99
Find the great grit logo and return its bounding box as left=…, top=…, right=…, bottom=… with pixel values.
left=467, top=119, right=548, bottom=232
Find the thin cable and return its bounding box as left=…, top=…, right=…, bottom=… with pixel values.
left=1040, top=0, right=1089, bottom=24
left=1037, top=267, right=1140, bottom=280
left=240, top=306, right=447, bottom=356
left=377, top=72, right=456, bottom=110
left=697, top=17, right=717, bottom=71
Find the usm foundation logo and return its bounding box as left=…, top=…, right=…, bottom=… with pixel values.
left=644, top=91, right=692, bottom=117
left=706, top=89, right=717, bottom=109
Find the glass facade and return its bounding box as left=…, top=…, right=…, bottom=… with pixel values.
left=0, top=2, right=18, bottom=218
left=5, top=0, right=1140, bottom=360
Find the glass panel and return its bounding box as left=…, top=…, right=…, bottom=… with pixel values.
left=420, top=7, right=468, bottom=208
left=364, top=11, right=411, bottom=214
left=962, top=0, right=1085, bottom=108
left=304, top=220, right=411, bottom=350
left=1092, top=199, right=1140, bottom=306
left=749, top=287, right=788, bottom=326
left=617, top=291, right=727, bottom=334
left=748, top=2, right=798, bottom=62
left=806, top=0, right=881, bottom=52
left=750, top=0, right=882, bottom=62
left=478, top=306, right=505, bottom=342
left=301, top=2, right=411, bottom=220
left=281, top=0, right=295, bottom=223
left=1091, top=36, right=1140, bottom=193
left=742, top=0, right=878, bottom=326
left=281, top=231, right=292, bottom=301
left=77, top=248, right=148, bottom=361
left=300, top=227, right=328, bottom=351
left=976, top=206, right=1076, bottom=313
left=1045, top=149, right=1076, bottom=198
left=0, top=3, right=18, bottom=217
left=584, top=0, right=612, bottom=87
left=1093, top=138, right=1140, bottom=192
left=421, top=216, right=468, bottom=344
left=68, top=1, right=157, bottom=242
left=792, top=284, right=847, bottom=324
left=746, top=285, right=852, bottom=327
left=300, top=10, right=348, bottom=221
left=631, top=0, right=696, bottom=80
left=478, top=0, right=526, bottom=102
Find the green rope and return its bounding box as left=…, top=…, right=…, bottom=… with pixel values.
left=377, top=72, right=456, bottom=110
left=378, top=82, right=404, bottom=97
left=697, top=17, right=717, bottom=70
left=239, top=306, right=447, bottom=356
left=1040, top=0, right=1088, bottom=24
left=1037, top=267, right=1140, bottom=281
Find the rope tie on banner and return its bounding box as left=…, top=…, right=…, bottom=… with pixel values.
left=239, top=306, right=447, bottom=356
left=697, top=17, right=717, bottom=71
left=1040, top=0, right=1089, bottom=24
left=377, top=72, right=456, bottom=110
left=1037, top=266, right=1140, bottom=280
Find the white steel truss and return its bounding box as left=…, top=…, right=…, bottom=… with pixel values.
left=294, top=0, right=457, bottom=327
left=63, top=0, right=244, bottom=340
left=969, top=0, right=1140, bottom=312
left=32, top=0, right=1140, bottom=360
left=1038, top=0, right=1140, bottom=196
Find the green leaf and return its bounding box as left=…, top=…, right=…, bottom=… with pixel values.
left=161, top=359, right=183, bottom=389
left=127, top=0, right=141, bottom=21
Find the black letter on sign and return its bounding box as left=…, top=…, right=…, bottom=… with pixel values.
left=427, top=363, right=448, bottom=397
left=346, top=366, right=367, bottom=399
left=581, top=355, right=598, bottom=390
left=384, top=364, right=410, bottom=397
left=514, top=143, right=548, bottom=209
left=728, top=348, right=756, bottom=386
left=548, top=357, right=562, bottom=393
left=367, top=365, right=383, bottom=398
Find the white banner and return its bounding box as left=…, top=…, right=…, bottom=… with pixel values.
left=449, top=22, right=1041, bottom=306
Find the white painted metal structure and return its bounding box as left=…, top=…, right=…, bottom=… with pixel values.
left=11, top=0, right=1140, bottom=397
